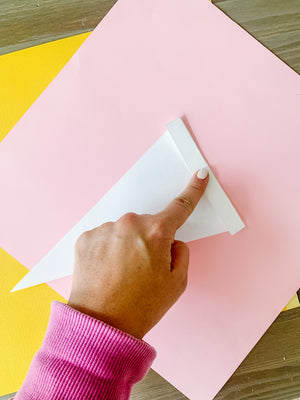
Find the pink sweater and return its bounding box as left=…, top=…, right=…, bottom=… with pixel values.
left=13, top=301, right=156, bottom=399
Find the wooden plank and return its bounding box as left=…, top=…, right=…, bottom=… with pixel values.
left=0, top=0, right=299, bottom=74
left=0, top=0, right=117, bottom=55
left=131, top=308, right=300, bottom=400
left=0, top=395, right=14, bottom=400
left=131, top=369, right=188, bottom=400
left=213, top=0, right=300, bottom=73
left=214, top=308, right=300, bottom=399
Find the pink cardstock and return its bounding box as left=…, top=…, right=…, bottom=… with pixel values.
left=1, top=0, right=300, bottom=398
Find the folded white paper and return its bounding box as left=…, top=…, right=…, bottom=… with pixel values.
left=11, top=118, right=245, bottom=292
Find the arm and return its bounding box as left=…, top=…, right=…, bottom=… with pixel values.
left=14, top=302, right=155, bottom=400
left=14, top=169, right=208, bottom=399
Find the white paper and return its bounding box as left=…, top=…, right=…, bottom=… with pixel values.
left=11, top=118, right=244, bottom=292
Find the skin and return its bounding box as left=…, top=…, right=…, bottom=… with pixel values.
left=68, top=170, right=209, bottom=339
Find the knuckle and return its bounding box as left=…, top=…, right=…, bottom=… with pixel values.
left=153, top=219, right=165, bottom=234
left=75, top=231, right=91, bottom=252
left=174, top=195, right=194, bottom=214
left=150, top=218, right=167, bottom=238
left=119, top=212, right=138, bottom=225
left=95, top=221, right=114, bottom=232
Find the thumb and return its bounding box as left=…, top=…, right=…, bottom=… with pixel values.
left=171, top=240, right=190, bottom=276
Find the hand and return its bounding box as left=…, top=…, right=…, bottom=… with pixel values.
left=68, top=169, right=209, bottom=339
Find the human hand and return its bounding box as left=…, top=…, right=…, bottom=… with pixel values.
left=68, top=169, right=209, bottom=339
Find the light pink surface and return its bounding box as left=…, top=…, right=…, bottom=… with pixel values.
left=1, top=0, right=300, bottom=398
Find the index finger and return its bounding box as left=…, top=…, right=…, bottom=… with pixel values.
left=157, top=168, right=209, bottom=231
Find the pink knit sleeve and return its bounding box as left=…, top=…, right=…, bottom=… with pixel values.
left=13, top=301, right=156, bottom=400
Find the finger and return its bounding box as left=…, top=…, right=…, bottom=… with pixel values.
left=159, top=168, right=209, bottom=231
left=170, top=241, right=189, bottom=290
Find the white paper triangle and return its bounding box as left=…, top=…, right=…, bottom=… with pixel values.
left=11, top=118, right=244, bottom=292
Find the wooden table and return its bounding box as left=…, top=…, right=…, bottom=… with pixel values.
left=0, top=1, right=299, bottom=399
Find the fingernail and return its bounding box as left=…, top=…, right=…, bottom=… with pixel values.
left=197, top=168, right=208, bottom=180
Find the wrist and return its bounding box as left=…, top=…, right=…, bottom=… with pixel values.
left=67, top=298, right=145, bottom=339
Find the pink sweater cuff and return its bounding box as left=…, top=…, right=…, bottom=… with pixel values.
left=14, top=301, right=156, bottom=400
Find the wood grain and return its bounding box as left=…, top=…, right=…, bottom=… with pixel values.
left=0, top=395, right=13, bottom=400
left=0, top=0, right=299, bottom=74
left=214, top=308, right=300, bottom=400
left=130, top=369, right=188, bottom=400
left=213, top=0, right=300, bottom=73
left=0, top=0, right=117, bottom=55
left=131, top=309, right=300, bottom=400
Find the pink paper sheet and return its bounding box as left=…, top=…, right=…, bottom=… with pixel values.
left=1, top=0, right=300, bottom=398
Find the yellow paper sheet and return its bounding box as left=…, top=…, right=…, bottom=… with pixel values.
left=0, top=33, right=89, bottom=395
left=0, top=32, right=90, bottom=141
left=283, top=293, right=300, bottom=311
left=0, top=248, right=66, bottom=395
